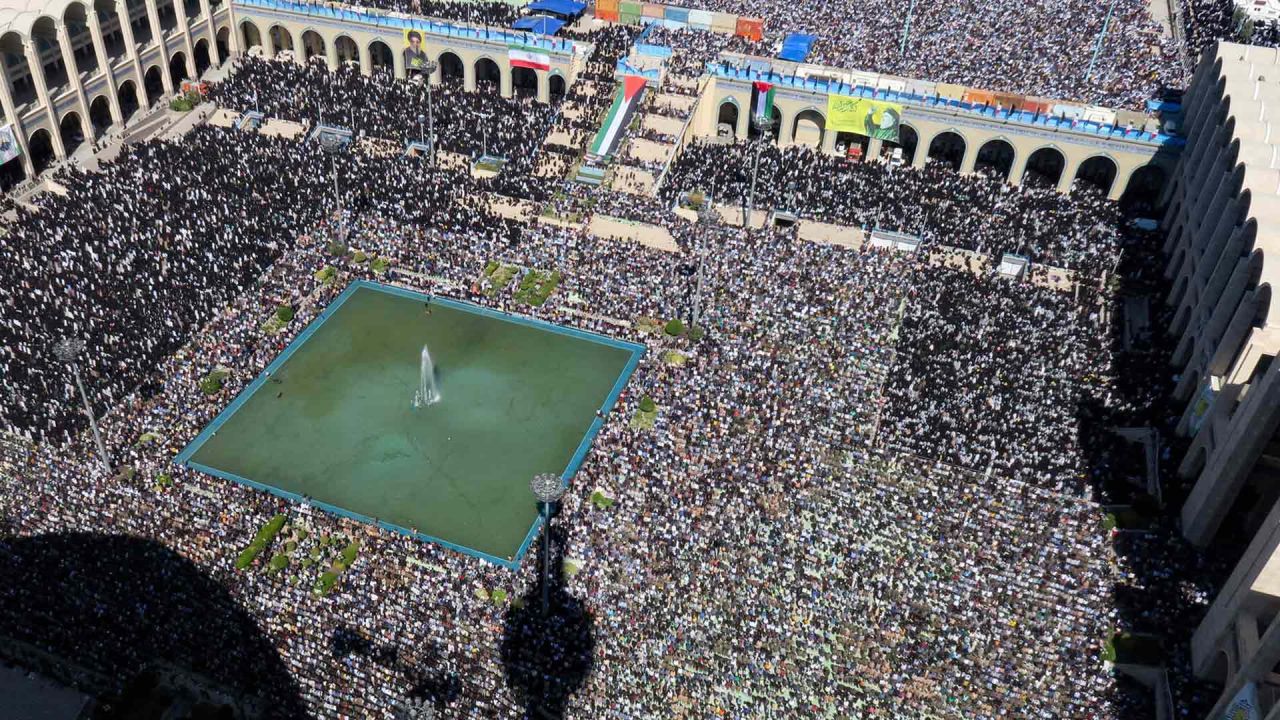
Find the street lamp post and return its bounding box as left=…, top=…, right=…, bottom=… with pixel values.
left=746, top=115, right=776, bottom=228
left=530, top=473, right=567, bottom=616
left=691, top=201, right=713, bottom=328
left=417, top=113, right=425, bottom=146
left=319, top=135, right=346, bottom=243
left=423, top=60, right=438, bottom=165
left=53, top=338, right=111, bottom=475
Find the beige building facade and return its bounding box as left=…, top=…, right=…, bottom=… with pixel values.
left=690, top=60, right=1179, bottom=202
left=0, top=0, right=586, bottom=180
left=0, top=0, right=237, bottom=176
left=231, top=0, right=584, bottom=104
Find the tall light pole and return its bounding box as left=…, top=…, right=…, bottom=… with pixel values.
left=423, top=60, right=438, bottom=165
left=530, top=472, right=567, bottom=616
left=319, top=134, right=346, bottom=243
left=53, top=338, right=111, bottom=475
left=746, top=115, right=776, bottom=229
left=691, top=199, right=713, bottom=328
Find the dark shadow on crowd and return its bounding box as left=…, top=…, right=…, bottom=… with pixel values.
left=500, top=520, right=595, bottom=719
left=0, top=532, right=309, bottom=719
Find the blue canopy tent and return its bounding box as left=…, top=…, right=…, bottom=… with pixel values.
left=526, top=0, right=586, bottom=17
left=778, top=33, right=817, bottom=63
left=512, top=15, right=566, bottom=34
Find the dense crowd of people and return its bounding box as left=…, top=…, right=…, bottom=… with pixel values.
left=0, top=16, right=1233, bottom=720
left=662, top=141, right=1124, bottom=276
left=647, top=0, right=1183, bottom=109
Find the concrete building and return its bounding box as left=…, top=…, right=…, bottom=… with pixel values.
left=0, top=0, right=586, bottom=182
left=0, top=0, right=236, bottom=177
left=1164, top=41, right=1280, bottom=719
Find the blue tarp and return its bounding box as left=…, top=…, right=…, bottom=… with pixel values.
left=513, top=15, right=566, bottom=34
left=778, top=33, right=817, bottom=62
left=526, top=0, right=586, bottom=16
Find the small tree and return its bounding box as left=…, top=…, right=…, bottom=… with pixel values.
left=664, top=318, right=685, bottom=336
left=275, top=304, right=295, bottom=323
left=639, top=396, right=657, bottom=413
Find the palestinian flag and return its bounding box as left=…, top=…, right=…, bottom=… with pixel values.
left=753, top=81, right=774, bottom=121
left=589, top=75, right=647, bottom=157
left=508, top=45, right=551, bottom=71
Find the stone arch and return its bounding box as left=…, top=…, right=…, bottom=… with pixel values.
left=169, top=51, right=189, bottom=87
left=1074, top=154, right=1117, bottom=196
left=117, top=78, right=139, bottom=119
left=974, top=138, right=1015, bottom=180
left=335, top=35, right=358, bottom=66
left=368, top=39, right=393, bottom=73
left=883, top=123, right=918, bottom=164
left=300, top=30, right=325, bottom=64
left=154, top=0, right=178, bottom=34
left=834, top=130, right=868, bottom=159
left=269, top=25, right=295, bottom=57
left=194, top=37, right=212, bottom=76
left=125, top=0, right=153, bottom=45
left=438, top=50, right=463, bottom=82
left=1120, top=164, right=1168, bottom=211
left=143, top=65, right=164, bottom=105
left=27, top=127, right=55, bottom=173
left=791, top=107, right=825, bottom=148
left=549, top=72, right=565, bottom=101
left=62, top=2, right=100, bottom=76
left=0, top=147, right=26, bottom=190
left=0, top=32, right=36, bottom=106
left=512, top=65, right=537, bottom=96
left=216, top=26, right=231, bottom=63
left=1023, top=146, right=1065, bottom=188
left=181, top=0, right=200, bottom=28
left=93, top=0, right=127, bottom=63
left=717, top=98, right=739, bottom=139
left=59, top=110, right=85, bottom=155
left=475, top=55, right=501, bottom=91
left=748, top=105, right=782, bottom=142
left=926, top=129, right=966, bottom=170
left=30, top=16, right=70, bottom=92
left=240, top=20, right=262, bottom=51
left=88, top=94, right=111, bottom=136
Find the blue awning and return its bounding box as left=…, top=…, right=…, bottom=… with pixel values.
left=778, top=33, right=817, bottom=62
left=513, top=15, right=566, bottom=34
left=526, top=0, right=586, bottom=17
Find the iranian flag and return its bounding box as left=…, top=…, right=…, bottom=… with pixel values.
left=753, top=81, right=775, bottom=120
left=508, top=45, right=551, bottom=72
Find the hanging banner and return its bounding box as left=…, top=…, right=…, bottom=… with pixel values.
left=403, top=29, right=429, bottom=76
left=0, top=125, right=20, bottom=166
left=1220, top=682, right=1260, bottom=720
left=826, top=95, right=903, bottom=142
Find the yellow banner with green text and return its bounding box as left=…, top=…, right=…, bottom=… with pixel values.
left=826, top=95, right=903, bottom=142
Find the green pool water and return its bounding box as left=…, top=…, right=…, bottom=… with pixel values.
left=183, top=282, right=639, bottom=561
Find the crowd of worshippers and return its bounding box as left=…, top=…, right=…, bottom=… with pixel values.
left=661, top=141, right=1124, bottom=276
left=0, top=124, right=519, bottom=442
left=630, top=0, right=1182, bottom=109
left=0, top=18, right=1223, bottom=715
left=357, top=0, right=522, bottom=25
left=0, top=115, right=1174, bottom=713
left=1182, top=0, right=1280, bottom=58
left=207, top=56, right=556, bottom=180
